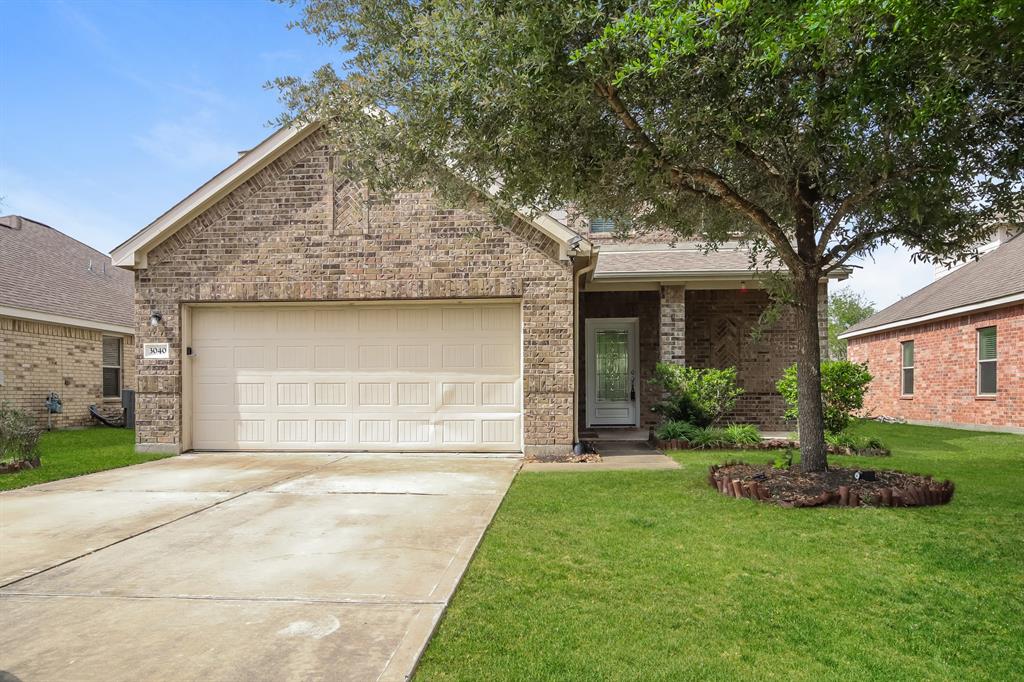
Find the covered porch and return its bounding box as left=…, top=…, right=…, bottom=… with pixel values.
left=575, top=243, right=827, bottom=438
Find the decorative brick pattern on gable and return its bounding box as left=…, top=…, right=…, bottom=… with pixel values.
left=133, top=133, right=575, bottom=454
left=685, top=287, right=827, bottom=429
left=847, top=304, right=1023, bottom=430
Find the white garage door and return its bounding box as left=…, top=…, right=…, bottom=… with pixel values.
left=189, top=302, right=522, bottom=452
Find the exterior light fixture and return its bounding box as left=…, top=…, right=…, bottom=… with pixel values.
left=739, top=281, right=749, bottom=294
left=149, top=311, right=163, bottom=327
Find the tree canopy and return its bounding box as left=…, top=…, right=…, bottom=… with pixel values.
left=277, top=0, right=1023, bottom=470
left=828, top=287, right=876, bottom=359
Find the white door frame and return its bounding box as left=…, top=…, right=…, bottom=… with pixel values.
left=585, top=317, right=639, bottom=427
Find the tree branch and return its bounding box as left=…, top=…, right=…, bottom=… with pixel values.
left=816, top=167, right=922, bottom=259
left=594, top=81, right=801, bottom=270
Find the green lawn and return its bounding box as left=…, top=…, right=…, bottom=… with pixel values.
left=0, top=427, right=166, bottom=491
left=416, top=422, right=1024, bottom=681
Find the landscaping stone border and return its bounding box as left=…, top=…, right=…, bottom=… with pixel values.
left=708, top=461, right=955, bottom=508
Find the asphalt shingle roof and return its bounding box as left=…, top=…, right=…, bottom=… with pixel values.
left=0, top=215, right=134, bottom=329
left=845, top=233, right=1024, bottom=335
left=594, top=244, right=762, bottom=277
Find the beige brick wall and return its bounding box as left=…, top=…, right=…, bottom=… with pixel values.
left=133, top=132, right=575, bottom=454
left=0, top=316, right=134, bottom=429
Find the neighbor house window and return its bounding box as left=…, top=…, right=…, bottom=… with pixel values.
left=977, top=326, right=997, bottom=395
left=102, top=336, right=122, bottom=399
left=590, top=217, right=615, bottom=233
left=901, top=340, right=914, bottom=396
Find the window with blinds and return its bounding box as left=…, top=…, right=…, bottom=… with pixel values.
left=901, top=340, right=914, bottom=396
left=977, top=327, right=997, bottom=395
left=589, top=217, right=615, bottom=233
left=102, top=336, right=122, bottom=399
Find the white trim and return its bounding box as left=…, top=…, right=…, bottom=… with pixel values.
left=111, top=123, right=318, bottom=268
left=976, top=325, right=998, bottom=396
left=111, top=120, right=588, bottom=269
left=0, top=305, right=134, bottom=335
left=839, top=292, right=1024, bottom=339
left=585, top=317, right=640, bottom=428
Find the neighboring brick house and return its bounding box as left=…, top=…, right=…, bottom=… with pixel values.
left=1, top=215, right=135, bottom=428
left=111, top=122, right=840, bottom=456
left=842, top=232, right=1023, bottom=434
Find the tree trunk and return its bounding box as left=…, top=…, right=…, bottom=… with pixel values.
left=795, top=274, right=828, bottom=472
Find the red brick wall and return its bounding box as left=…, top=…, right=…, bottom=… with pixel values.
left=846, top=304, right=1023, bottom=430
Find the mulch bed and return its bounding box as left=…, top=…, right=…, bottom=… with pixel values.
left=709, top=461, right=954, bottom=508
left=524, top=451, right=602, bottom=464
left=655, top=438, right=890, bottom=456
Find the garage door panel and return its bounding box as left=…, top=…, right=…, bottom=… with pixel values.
left=191, top=302, right=521, bottom=452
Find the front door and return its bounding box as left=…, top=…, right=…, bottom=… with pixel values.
left=586, top=318, right=639, bottom=427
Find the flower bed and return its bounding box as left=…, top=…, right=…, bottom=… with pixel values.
left=708, top=461, right=954, bottom=508
left=654, top=438, right=890, bottom=456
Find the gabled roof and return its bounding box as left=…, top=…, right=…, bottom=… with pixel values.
left=840, top=233, right=1024, bottom=339
left=0, top=215, right=134, bottom=333
left=110, top=120, right=588, bottom=269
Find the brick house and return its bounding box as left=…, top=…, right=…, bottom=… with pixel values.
left=842, top=232, right=1023, bottom=433
left=111, top=122, right=839, bottom=456
left=1, top=215, right=135, bottom=428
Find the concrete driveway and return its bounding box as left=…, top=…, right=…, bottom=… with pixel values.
left=0, top=452, right=519, bottom=681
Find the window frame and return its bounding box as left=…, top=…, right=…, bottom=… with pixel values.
left=589, top=217, right=615, bottom=234
left=977, top=326, right=998, bottom=396
left=900, top=340, right=915, bottom=397
left=102, top=335, right=123, bottom=400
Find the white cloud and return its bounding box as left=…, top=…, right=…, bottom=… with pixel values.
left=133, top=111, right=240, bottom=171
left=844, top=244, right=934, bottom=310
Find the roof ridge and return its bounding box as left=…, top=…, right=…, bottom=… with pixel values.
left=0, top=214, right=116, bottom=261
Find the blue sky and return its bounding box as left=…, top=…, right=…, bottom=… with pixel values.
left=0, top=0, right=931, bottom=308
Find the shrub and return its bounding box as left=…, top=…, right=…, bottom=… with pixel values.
left=776, top=360, right=873, bottom=434
left=826, top=429, right=889, bottom=454
left=651, top=363, right=744, bottom=427
left=0, top=403, right=41, bottom=464
left=690, top=427, right=729, bottom=449
left=655, top=420, right=703, bottom=442
left=722, top=424, right=761, bottom=445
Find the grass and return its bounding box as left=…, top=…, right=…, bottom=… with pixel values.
left=0, top=427, right=166, bottom=491
left=415, top=422, right=1024, bottom=681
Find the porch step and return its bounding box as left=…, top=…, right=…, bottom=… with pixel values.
left=580, top=427, right=651, bottom=442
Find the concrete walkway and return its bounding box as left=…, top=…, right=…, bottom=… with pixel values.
left=523, top=441, right=680, bottom=472
left=0, top=452, right=519, bottom=681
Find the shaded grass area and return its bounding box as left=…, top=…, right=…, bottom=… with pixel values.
left=416, top=422, right=1024, bottom=681
left=0, top=428, right=165, bottom=491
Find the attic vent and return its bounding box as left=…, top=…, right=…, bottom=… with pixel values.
left=0, top=215, right=25, bottom=230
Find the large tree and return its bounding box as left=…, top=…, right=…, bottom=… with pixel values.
left=828, top=287, right=876, bottom=360
left=276, top=0, right=1023, bottom=471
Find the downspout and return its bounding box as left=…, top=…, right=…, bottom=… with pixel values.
left=573, top=247, right=599, bottom=449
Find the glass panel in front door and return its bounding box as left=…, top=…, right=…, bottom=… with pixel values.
left=596, top=330, right=630, bottom=401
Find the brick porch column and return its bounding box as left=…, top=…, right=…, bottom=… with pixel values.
left=660, top=285, right=686, bottom=363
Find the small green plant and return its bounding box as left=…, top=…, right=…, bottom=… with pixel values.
left=655, top=420, right=703, bottom=442
left=777, top=360, right=873, bottom=434
left=651, top=363, right=744, bottom=427
left=826, top=429, right=889, bottom=454
left=690, top=427, right=729, bottom=449
left=0, top=403, right=41, bottom=465
left=773, top=448, right=795, bottom=469
left=722, top=424, right=761, bottom=445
